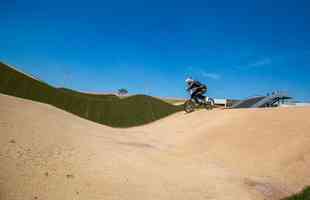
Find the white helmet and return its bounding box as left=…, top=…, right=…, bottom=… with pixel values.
left=185, top=77, right=194, bottom=84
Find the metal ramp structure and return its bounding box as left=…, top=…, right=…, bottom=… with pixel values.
left=231, top=96, right=265, bottom=109
left=231, top=92, right=292, bottom=109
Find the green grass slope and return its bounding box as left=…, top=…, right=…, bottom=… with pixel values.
left=282, top=187, right=310, bottom=200
left=0, top=62, right=182, bottom=127
left=162, top=98, right=186, bottom=105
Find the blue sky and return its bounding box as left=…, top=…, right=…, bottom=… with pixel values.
left=1, top=0, right=310, bottom=100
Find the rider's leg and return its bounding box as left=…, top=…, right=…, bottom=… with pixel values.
left=195, top=88, right=206, bottom=102
left=197, top=93, right=205, bottom=101
left=191, top=91, right=200, bottom=104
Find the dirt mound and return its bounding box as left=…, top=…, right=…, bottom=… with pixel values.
left=1, top=93, right=309, bottom=200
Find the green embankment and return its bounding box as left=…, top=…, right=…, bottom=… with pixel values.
left=162, top=98, right=186, bottom=105
left=282, top=187, right=310, bottom=200
left=0, top=62, right=182, bottom=127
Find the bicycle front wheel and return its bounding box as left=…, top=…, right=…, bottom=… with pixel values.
left=184, top=100, right=195, bottom=113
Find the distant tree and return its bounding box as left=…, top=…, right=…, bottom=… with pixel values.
left=118, top=88, right=128, bottom=96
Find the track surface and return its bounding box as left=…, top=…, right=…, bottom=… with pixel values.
left=1, top=94, right=310, bottom=200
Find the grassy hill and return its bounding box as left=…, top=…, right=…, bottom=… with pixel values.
left=0, top=62, right=182, bottom=127
left=282, top=187, right=310, bottom=200
left=161, top=98, right=186, bottom=105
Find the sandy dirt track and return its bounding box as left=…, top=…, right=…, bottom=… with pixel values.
left=1, top=93, right=310, bottom=200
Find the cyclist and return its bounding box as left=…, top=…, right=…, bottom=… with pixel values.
left=185, top=77, right=207, bottom=104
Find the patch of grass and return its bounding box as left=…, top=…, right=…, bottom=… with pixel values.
left=0, top=62, right=182, bottom=127
left=162, top=98, right=186, bottom=105
left=282, top=187, right=310, bottom=200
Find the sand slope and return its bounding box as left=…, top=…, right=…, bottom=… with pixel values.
left=1, top=93, right=310, bottom=200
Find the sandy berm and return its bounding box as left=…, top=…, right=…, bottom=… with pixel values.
left=1, top=93, right=310, bottom=200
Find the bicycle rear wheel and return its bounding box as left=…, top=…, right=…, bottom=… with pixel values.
left=204, top=102, right=213, bottom=110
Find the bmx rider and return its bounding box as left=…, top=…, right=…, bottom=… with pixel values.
left=185, top=77, right=208, bottom=104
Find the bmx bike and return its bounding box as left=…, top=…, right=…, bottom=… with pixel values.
left=184, top=96, right=215, bottom=113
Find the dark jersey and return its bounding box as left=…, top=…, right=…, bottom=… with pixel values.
left=188, top=80, right=205, bottom=90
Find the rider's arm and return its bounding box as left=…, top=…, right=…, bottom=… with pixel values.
left=188, top=81, right=200, bottom=90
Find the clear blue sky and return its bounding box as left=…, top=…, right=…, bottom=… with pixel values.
left=1, top=0, right=310, bottom=100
